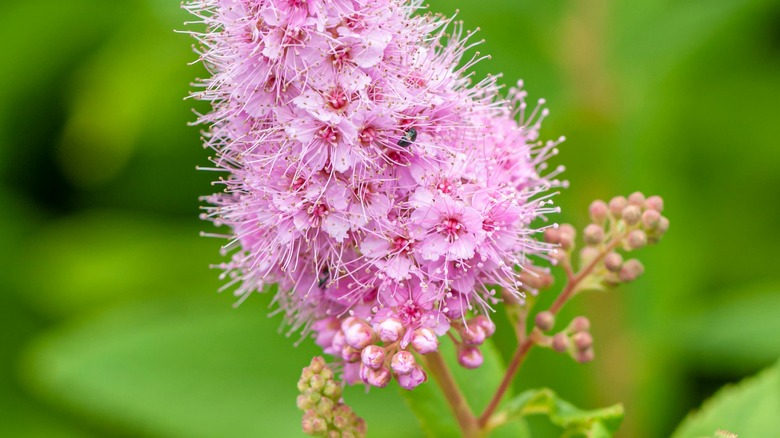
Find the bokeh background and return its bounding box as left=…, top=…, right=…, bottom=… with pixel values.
left=2, top=0, right=779, bottom=436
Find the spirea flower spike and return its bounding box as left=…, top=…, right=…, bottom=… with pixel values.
left=186, top=0, right=563, bottom=388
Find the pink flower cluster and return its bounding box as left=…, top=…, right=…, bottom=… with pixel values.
left=187, top=0, right=563, bottom=386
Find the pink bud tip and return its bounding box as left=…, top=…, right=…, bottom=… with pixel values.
left=626, top=229, right=647, bottom=250
left=391, top=351, right=417, bottom=375
left=461, top=324, right=486, bottom=346
left=619, top=259, right=645, bottom=282
left=572, top=332, right=593, bottom=350
left=645, top=195, right=664, bottom=212
left=622, top=205, right=641, bottom=226
left=604, top=252, right=623, bottom=272
left=575, top=348, right=595, bottom=363
left=641, top=209, right=661, bottom=229
left=341, top=345, right=362, bottom=363
left=340, top=316, right=360, bottom=334
left=569, top=316, right=591, bottom=333
left=345, top=321, right=374, bottom=349
left=411, top=328, right=438, bottom=354
left=543, top=228, right=561, bottom=244
left=552, top=333, right=569, bottom=353
left=472, top=315, right=496, bottom=337
left=364, top=366, right=391, bottom=388
left=457, top=346, right=484, bottom=369
left=374, top=317, right=404, bottom=343
left=609, top=196, right=628, bottom=217
left=361, top=345, right=386, bottom=370
left=534, top=311, right=555, bottom=332
left=583, top=224, right=604, bottom=245
left=558, top=224, right=576, bottom=250
left=627, top=191, right=646, bottom=206
left=397, top=365, right=427, bottom=390
left=589, top=200, right=608, bottom=224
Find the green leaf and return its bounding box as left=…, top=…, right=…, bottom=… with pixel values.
left=400, top=339, right=527, bottom=438
left=500, top=388, right=623, bottom=437
left=677, top=284, right=780, bottom=371
left=671, top=359, right=780, bottom=438
left=21, top=294, right=421, bottom=438
left=12, top=211, right=219, bottom=316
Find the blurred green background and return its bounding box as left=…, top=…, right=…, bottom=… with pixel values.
left=2, top=0, right=779, bottom=436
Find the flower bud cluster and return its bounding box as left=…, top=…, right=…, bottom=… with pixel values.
left=297, top=357, right=366, bottom=437
left=541, top=316, right=594, bottom=363
left=451, top=316, right=497, bottom=369
left=316, top=315, right=431, bottom=390
left=546, top=193, right=669, bottom=285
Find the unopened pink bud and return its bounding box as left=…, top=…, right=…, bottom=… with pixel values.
left=461, top=324, right=486, bottom=346
left=626, top=229, right=647, bottom=250
left=645, top=195, right=664, bottom=212
left=604, top=252, right=623, bottom=272
left=572, top=332, right=593, bottom=351
left=575, top=348, right=595, bottom=363
left=340, top=316, right=360, bottom=334
left=589, top=200, right=608, bottom=224
left=302, top=414, right=328, bottom=434
left=628, top=191, right=646, bottom=206
left=341, top=345, right=362, bottom=363
left=411, top=328, right=438, bottom=354
left=583, top=224, right=604, bottom=245
left=534, top=311, right=555, bottom=332
left=309, top=356, right=327, bottom=374
left=397, top=365, right=427, bottom=390
left=609, top=196, right=628, bottom=217
left=569, top=316, right=591, bottom=333
left=657, top=216, right=670, bottom=234
left=622, top=205, right=641, bottom=226
left=391, top=351, right=417, bottom=375
left=619, top=259, right=644, bottom=282
left=543, top=227, right=561, bottom=244
left=471, top=315, right=496, bottom=337
left=374, top=317, right=404, bottom=343
left=641, top=209, right=661, bottom=229
left=345, top=321, right=374, bottom=349
left=559, top=224, right=576, bottom=250
left=331, top=330, right=346, bottom=352
left=552, top=333, right=569, bottom=353
left=457, top=346, right=484, bottom=369
left=365, top=366, right=391, bottom=388
left=361, top=345, right=386, bottom=370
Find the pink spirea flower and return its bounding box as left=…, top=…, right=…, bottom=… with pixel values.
left=187, top=0, right=563, bottom=383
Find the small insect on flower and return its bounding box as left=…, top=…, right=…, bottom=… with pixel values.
left=397, top=128, right=417, bottom=148
left=318, top=266, right=330, bottom=289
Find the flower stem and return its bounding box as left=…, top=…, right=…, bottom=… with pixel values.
left=477, top=235, right=626, bottom=429
left=424, top=350, right=481, bottom=438
left=477, top=336, right=534, bottom=429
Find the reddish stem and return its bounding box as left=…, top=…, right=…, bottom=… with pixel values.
left=477, top=236, right=625, bottom=429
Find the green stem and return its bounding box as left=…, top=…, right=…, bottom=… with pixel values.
left=424, top=350, right=481, bottom=438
